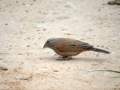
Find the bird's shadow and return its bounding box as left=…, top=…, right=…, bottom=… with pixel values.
left=43, top=56, right=107, bottom=63
left=71, top=57, right=107, bottom=62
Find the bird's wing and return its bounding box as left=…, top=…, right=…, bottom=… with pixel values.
left=69, top=41, right=93, bottom=50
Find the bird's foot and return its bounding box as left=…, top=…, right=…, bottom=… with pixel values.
left=56, top=56, right=72, bottom=60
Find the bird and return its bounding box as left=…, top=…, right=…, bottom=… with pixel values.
left=43, top=38, right=110, bottom=59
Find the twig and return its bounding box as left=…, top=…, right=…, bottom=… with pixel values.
left=89, top=69, right=120, bottom=73
left=0, top=66, right=8, bottom=71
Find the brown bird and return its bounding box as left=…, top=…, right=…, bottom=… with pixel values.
left=43, top=38, right=110, bottom=59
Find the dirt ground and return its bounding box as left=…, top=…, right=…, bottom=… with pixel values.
left=0, top=0, right=120, bottom=90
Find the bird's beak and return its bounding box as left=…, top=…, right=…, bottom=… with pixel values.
left=43, top=43, right=47, bottom=48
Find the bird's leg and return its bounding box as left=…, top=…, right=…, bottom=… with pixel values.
left=62, top=56, right=72, bottom=60
left=56, top=56, right=72, bottom=60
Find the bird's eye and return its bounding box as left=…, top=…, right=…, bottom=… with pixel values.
left=47, top=41, right=50, bottom=43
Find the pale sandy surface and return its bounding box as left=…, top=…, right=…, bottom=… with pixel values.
left=0, top=0, right=120, bottom=90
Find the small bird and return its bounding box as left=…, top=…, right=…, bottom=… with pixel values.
left=43, top=38, right=110, bottom=59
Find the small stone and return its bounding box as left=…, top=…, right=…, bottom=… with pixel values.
left=22, top=3, right=26, bottom=5
left=97, top=45, right=100, bottom=47
left=30, top=3, right=33, bottom=6
left=64, top=33, right=73, bottom=35
left=5, top=23, right=8, bottom=26
left=26, top=45, right=30, bottom=47
left=36, top=30, right=40, bottom=31
left=33, top=0, right=36, bottom=2
left=18, top=53, right=23, bottom=55
left=43, top=28, right=46, bottom=31
left=25, top=10, right=29, bottom=13
left=0, top=66, right=8, bottom=71
left=26, top=37, right=31, bottom=40
left=53, top=70, right=59, bottom=72
left=101, top=45, right=104, bottom=48
left=16, top=1, right=19, bottom=3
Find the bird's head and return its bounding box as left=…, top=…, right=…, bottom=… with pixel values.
left=43, top=38, right=56, bottom=48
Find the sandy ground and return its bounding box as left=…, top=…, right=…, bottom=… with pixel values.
left=0, top=0, right=120, bottom=90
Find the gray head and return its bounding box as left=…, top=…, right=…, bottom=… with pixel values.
left=43, top=38, right=56, bottom=48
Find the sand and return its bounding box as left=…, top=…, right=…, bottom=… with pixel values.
left=0, top=0, right=120, bottom=90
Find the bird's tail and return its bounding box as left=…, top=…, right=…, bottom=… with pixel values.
left=91, top=47, right=110, bottom=54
